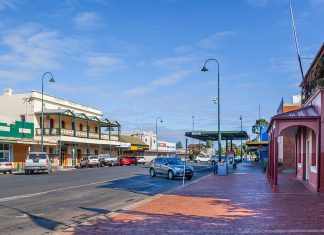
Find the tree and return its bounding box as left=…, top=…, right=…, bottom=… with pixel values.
left=176, top=141, right=183, bottom=149
left=206, top=140, right=213, bottom=148
left=255, top=119, right=269, bottom=127
left=188, top=143, right=207, bottom=161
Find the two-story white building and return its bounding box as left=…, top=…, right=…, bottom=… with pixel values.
left=0, top=88, right=122, bottom=167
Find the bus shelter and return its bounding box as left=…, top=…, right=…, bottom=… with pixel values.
left=185, top=131, right=249, bottom=175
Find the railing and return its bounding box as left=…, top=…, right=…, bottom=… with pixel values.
left=35, top=128, right=119, bottom=141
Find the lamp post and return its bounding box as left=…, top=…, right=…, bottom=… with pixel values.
left=201, top=58, right=221, bottom=162
left=240, top=115, right=243, bottom=161
left=155, top=117, right=163, bottom=157
left=41, top=72, right=56, bottom=152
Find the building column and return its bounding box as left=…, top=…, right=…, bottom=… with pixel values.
left=58, top=113, right=61, bottom=136
left=273, top=136, right=279, bottom=192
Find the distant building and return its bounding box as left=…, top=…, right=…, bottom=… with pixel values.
left=0, top=88, right=122, bottom=168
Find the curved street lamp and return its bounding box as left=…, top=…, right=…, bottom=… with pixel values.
left=41, top=72, right=56, bottom=152
left=201, top=58, right=221, bottom=162
left=155, top=117, right=163, bottom=157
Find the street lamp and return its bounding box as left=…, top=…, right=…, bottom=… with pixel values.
left=41, top=72, right=55, bottom=152
left=240, top=115, right=243, bottom=161
left=155, top=117, right=163, bottom=157
left=201, top=58, right=221, bottom=162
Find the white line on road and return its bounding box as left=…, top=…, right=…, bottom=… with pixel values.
left=0, top=176, right=130, bottom=203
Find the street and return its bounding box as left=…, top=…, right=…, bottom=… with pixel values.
left=0, top=163, right=213, bottom=235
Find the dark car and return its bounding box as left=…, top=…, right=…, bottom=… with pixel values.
left=120, top=156, right=137, bottom=166
left=149, top=157, right=194, bottom=180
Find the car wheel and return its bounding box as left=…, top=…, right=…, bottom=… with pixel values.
left=186, top=175, right=193, bottom=180
left=3, top=171, right=7, bottom=174
left=212, top=160, right=216, bottom=165
left=150, top=168, right=156, bottom=177
left=9, top=170, right=13, bottom=174
left=168, top=170, right=175, bottom=180
left=25, top=170, right=29, bottom=175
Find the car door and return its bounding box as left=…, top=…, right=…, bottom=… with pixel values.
left=160, top=158, right=169, bottom=175
left=154, top=158, right=162, bottom=174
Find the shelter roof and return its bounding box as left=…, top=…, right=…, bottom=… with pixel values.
left=185, top=131, right=249, bottom=141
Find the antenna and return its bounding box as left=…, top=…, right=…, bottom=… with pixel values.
left=289, top=3, right=305, bottom=81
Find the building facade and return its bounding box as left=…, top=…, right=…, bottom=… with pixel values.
left=0, top=89, right=122, bottom=167
left=267, top=43, right=324, bottom=192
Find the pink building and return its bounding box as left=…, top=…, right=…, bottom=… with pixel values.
left=267, top=43, right=324, bottom=192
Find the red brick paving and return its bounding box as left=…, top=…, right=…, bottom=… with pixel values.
left=58, top=166, right=324, bottom=235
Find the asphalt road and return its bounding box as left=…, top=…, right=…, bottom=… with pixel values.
left=0, top=163, right=213, bottom=235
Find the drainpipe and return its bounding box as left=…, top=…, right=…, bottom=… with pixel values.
left=317, top=118, right=321, bottom=192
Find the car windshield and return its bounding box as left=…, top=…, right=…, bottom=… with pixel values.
left=0, top=158, right=8, bottom=162
left=28, top=153, right=47, bottom=159
left=90, top=156, right=98, bottom=159
left=166, top=158, right=184, bottom=165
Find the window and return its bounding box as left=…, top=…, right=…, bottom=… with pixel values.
left=50, top=119, right=54, bottom=128
left=62, top=121, right=66, bottom=129
left=72, top=122, right=75, bottom=129
left=95, top=126, right=98, bottom=133
left=80, top=124, right=83, bottom=131
left=40, top=117, right=43, bottom=128
left=20, top=115, right=26, bottom=122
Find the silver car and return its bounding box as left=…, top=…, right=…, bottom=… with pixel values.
left=0, top=158, right=13, bottom=174
left=150, top=157, right=194, bottom=180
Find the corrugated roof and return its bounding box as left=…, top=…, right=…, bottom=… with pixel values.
left=35, top=109, right=74, bottom=115
left=272, top=105, right=319, bottom=120
left=119, top=135, right=148, bottom=147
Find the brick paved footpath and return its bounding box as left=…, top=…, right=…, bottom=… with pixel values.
left=58, top=164, right=324, bottom=235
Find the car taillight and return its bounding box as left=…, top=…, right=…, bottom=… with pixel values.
left=5, top=163, right=11, bottom=166
left=46, top=159, right=48, bottom=165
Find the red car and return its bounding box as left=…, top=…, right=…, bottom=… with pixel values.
left=120, top=156, right=138, bottom=166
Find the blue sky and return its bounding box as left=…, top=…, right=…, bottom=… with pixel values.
left=0, top=0, right=324, bottom=145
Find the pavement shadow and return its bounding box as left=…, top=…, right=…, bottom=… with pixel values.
left=71, top=194, right=258, bottom=234
left=79, top=207, right=110, bottom=214
left=0, top=205, right=67, bottom=231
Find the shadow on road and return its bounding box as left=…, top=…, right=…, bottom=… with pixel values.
left=0, top=205, right=67, bottom=231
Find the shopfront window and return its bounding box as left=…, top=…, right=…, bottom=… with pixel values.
left=0, top=144, right=11, bottom=161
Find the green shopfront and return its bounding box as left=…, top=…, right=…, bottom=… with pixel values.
left=0, top=121, right=34, bottom=168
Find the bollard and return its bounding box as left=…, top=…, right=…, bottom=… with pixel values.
left=17, top=162, right=21, bottom=172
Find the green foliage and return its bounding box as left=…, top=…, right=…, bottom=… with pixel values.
left=176, top=141, right=183, bottom=149
left=188, top=144, right=207, bottom=160
left=255, top=119, right=269, bottom=126
left=206, top=140, right=213, bottom=148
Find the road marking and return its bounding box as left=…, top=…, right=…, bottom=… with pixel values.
left=126, top=179, right=164, bottom=188
left=0, top=176, right=130, bottom=203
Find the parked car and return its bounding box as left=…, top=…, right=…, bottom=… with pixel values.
left=24, top=152, right=52, bottom=174
left=150, top=157, right=194, bottom=180
left=120, top=156, right=137, bottom=166
left=195, top=155, right=211, bottom=163
left=99, top=154, right=119, bottom=167
left=80, top=155, right=100, bottom=168
left=0, top=158, right=13, bottom=174
left=136, top=156, right=145, bottom=165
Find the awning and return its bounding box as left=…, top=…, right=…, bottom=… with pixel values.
left=185, top=130, right=249, bottom=141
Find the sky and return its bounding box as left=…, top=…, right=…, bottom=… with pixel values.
left=0, top=0, right=324, bottom=145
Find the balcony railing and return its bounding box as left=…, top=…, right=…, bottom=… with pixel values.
left=35, top=128, right=119, bottom=141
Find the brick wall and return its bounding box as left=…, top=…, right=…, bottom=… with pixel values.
left=283, top=136, right=295, bottom=169
left=13, top=144, right=29, bottom=169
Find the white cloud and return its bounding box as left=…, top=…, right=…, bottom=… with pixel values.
left=196, top=31, right=236, bottom=49
left=0, top=0, right=17, bottom=10
left=124, top=69, right=193, bottom=97
left=0, top=23, right=81, bottom=81
left=85, top=54, right=123, bottom=76
left=153, top=56, right=196, bottom=69
left=73, top=12, right=101, bottom=29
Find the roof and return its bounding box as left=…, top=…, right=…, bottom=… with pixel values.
left=119, top=135, right=149, bottom=147
left=268, top=105, right=320, bottom=131
left=35, top=109, right=120, bottom=126
left=246, top=141, right=268, bottom=146
left=185, top=130, right=249, bottom=141
left=272, top=105, right=319, bottom=120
